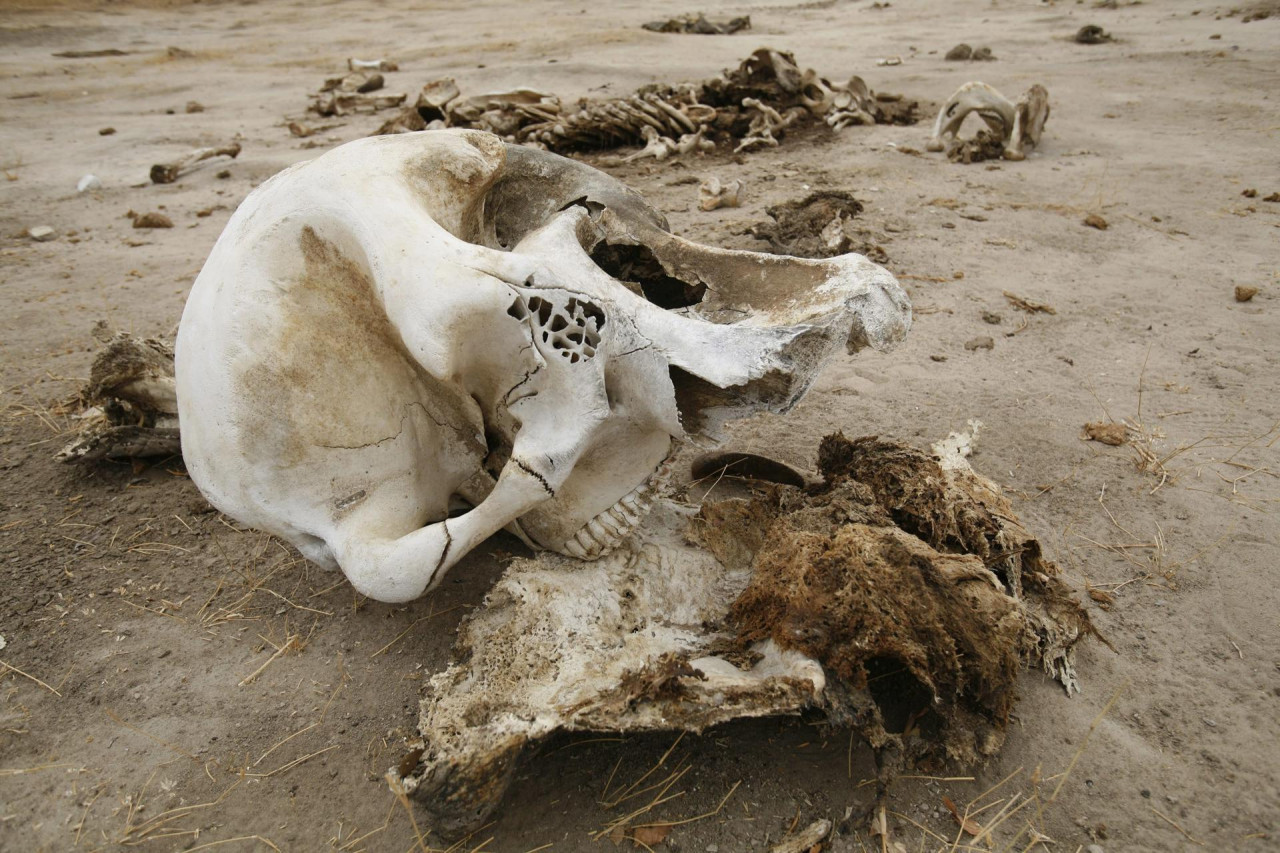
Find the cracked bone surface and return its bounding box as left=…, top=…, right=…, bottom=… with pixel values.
left=927, top=81, right=1051, bottom=161
left=174, top=129, right=911, bottom=604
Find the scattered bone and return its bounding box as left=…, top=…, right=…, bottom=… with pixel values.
left=1084, top=421, right=1128, bottom=446
left=698, top=177, right=744, bottom=211
left=771, top=819, right=833, bottom=853
left=1075, top=25, right=1113, bottom=44
left=394, top=432, right=1090, bottom=832
left=1235, top=285, right=1259, bottom=302
left=57, top=325, right=181, bottom=463
left=1083, top=212, right=1109, bottom=230
left=928, top=81, right=1050, bottom=161
left=642, top=13, right=751, bottom=34
left=149, top=142, right=241, bottom=184
left=27, top=225, right=55, bottom=242
left=130, top=211, right=173, bottom=229
left=311, top=90, right=405, bottom=117
left=366, top=48, right=916, bottom=155
left=876, top=55, right=903, bottom=66
left=348, top=57, right=398, bottom=72
left=309, top=67, right=405, bottom=116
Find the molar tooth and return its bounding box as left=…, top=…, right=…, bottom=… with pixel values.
left=562, top=539, right=589, bottom=558
left=594, top=513, right=626, bottom=538
left=610, top=504, right=640, bottom=527
left=575, top=528, right=601, bottom=552
left=586, top=518, right=621, bottom=549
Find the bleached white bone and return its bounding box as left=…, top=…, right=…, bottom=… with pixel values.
left=926, top=81, right=1016, bottom=153
left=175, top=130, right=910, bottom=603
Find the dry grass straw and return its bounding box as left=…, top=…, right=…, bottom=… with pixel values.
left=591, top=732, right=741, bottom=845
left=0, top=658, right=62, bottom=696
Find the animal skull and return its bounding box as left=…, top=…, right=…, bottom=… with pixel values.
left=175, top=129, right=910, bottom=603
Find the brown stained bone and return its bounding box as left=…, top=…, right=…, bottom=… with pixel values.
left=1004, top=83, right=1050, bottom=161
left=366, top=48, right=918, bottom=155
left=57, top=326, right=182, bottom=463
left=642, top=13, right=751, bottom=34
left=149, top=143, right=241, bottom=184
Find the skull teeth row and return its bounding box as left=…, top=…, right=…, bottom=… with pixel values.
left=559, top=481, right=656, bottom=560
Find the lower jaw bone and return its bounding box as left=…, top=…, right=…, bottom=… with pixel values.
left=394, top=429, right=1093, bottom=837
left=558, top=480, right=654, bottom=559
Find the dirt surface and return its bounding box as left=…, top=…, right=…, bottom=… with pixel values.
left=1, top=1, right=1278, bottom=851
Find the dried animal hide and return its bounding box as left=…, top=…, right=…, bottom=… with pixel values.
left=394, top=430, right=1091, bottom=834
left=56, top=324, right=181, bottom=463
left=374, top=48, right=918, bottom=156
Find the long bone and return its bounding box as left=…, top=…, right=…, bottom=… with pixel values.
left=149, top=143, right=241, bottom=184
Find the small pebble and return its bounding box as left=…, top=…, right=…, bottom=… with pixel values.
left=27, top=225, right=55, bottom=241
left=965, top=336, right=995, bottom=351
left=1203, top=717, right=1217, bottom=728
left=1087, top=845, right=1105, bottom=853
left=1234, top=285, right=1258, bottom=302
left=98, top=126, right=116, bottom=135
left=77, top=174, right=102, bottom=192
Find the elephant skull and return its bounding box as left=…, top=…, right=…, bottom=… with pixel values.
left=174, top=129, right=910, bottom=603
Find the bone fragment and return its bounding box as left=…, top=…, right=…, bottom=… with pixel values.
left=771, top=819, right=833, bottom=853
left=698, top=176, right=743, bottom=211
left=149, top=143, right=241, bottom=184
left=1004, top=83, right=1050, bottom=160
left=311, top=90, right=406, bottom=117
left=642, top=13, right=751, bottom=34
left=348, top=57, right=398, bottom=72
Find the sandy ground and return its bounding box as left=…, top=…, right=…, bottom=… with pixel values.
left=2, top=0, right=1279, bottom=851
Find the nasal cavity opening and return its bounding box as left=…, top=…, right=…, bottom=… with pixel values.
left=590, top=241, right=707, bottom=310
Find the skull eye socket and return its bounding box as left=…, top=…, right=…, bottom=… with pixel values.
left=589, top=242, right=706, bottom=310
